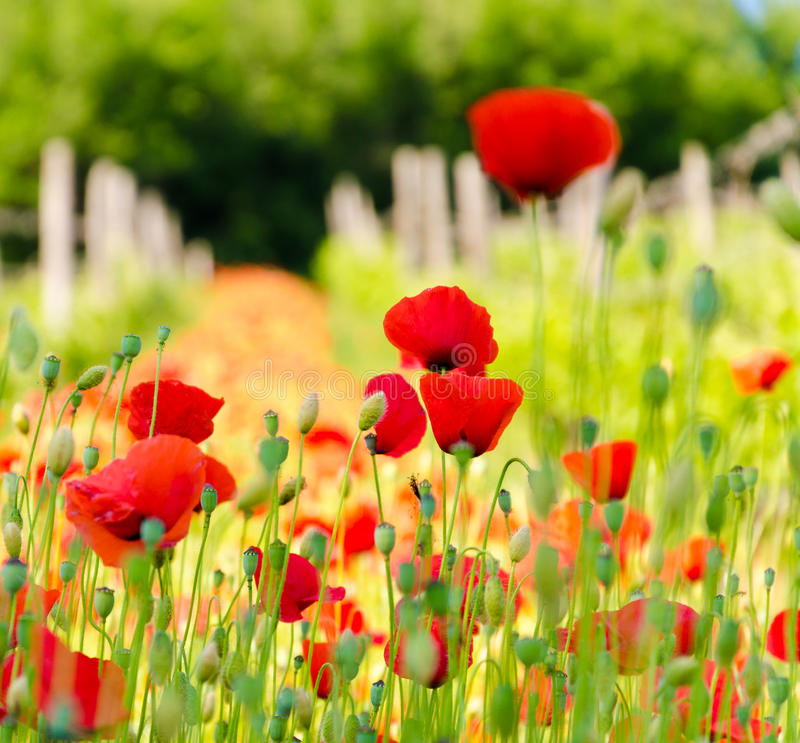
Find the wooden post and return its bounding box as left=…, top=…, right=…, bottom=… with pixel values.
left=419, top=146, right=453, bottom=273
left=39, top=139, right=75, bottom=330
left=184, top=239, right=215, bottom=282
left=136, top=189, right=182, bottom=275
left=680, top=141, right=715, bottom=252
left=84, top=158, right=113, bottom=296
left=391, top=146, right=423, bottom=269
left=325, top=174, right=381, bottom=253
left=453, top=152, right=491, bottom=274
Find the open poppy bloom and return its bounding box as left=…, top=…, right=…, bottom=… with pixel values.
left=420, top=370, right=523, bottom=457
left=556, top=598, right=699, bottom=674
left=383, top=286, right=498, bottom=375
left=467, top=87, right=621, bottom=200
left=561, top=440, right=637, bottom=502
left=194, top=454, right=237, bottom=511
left=251, top=547, right=345, bottom=623
left=364, top=373, right=426, bottom=457
left=729, top=348, right=792, bottom=395
left=384, top=599, right=473, bottom=688
left=0, top=624, right=128, bottom=738
left=65, top=435, right=207, bottom=567
left=766, top=609, right=800, bottom=661
left=127, top=379, right=224, bottom=442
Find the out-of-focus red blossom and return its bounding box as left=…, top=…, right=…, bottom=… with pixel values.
left=681, top=535, right=717, bottom=582
left=384, top=600, right=473, bottom=688
left=251, top=547, right=345, bottom=623
left=729, top=348, right=793, bottom=395
left=404, top=553, right=520, bottom=625
left=365, top=373, right=426, bottom=457
left=420, top=370, right=523, bottom=457
left=127, top=379, right=224, bottom=443
left=35, top=460, right=81, bottom=488
left=0, top=445, right=20, bottom=474
left=536, top=499, right=651, bottom=571
left=556, top=598, right=699, bottom=674
left=65, top=435, right=207, bottom=567
left=194, top=454, right=237, bottom=512
left=318, top=600, right=386, bottom=645
left=767, top=609, right=800, bottom=661
left=0, top=625, right=128, bottom=738
left=561, top=440, right=637, bottom=503
left=304, top=427, right=366, bottom=478
left=292, top=505, right=379, bottom=559
left=303, top=639, right=335, bottom=698
left=383, top=286, right=498, bottom=376
left=673, top=660, right=775, bottom=742
left=467, top=87, right=621, bottom=200
left=0, top=579, right=59, bottom=643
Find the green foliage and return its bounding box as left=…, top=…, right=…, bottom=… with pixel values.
left=0, top=0, right=799, bottom=269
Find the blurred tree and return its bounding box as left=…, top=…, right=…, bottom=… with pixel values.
left=0, top=0, right=798, bottom=270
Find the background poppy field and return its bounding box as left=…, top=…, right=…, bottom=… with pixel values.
left=4, top=2, right=800, bottom=742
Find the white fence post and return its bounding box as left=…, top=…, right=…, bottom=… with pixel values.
left=681, top=141, right=715, bottom=253
left=391, top=146, right=423, bottom=269
left=419, top=146, right=453, bottom=273
left=454, top=152, right=492, bottom=274
left=39, top=139, right=75, bottom=330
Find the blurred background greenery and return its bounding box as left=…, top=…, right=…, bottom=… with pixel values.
left=2, top=0, right=800, bottom=271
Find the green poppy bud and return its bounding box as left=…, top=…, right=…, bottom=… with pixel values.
left=690, top=265, right=719, bottom=329
left=157, top=325, right=171, bottom=344
left=156, top=596, right=173, bottom=630
left=742, top=655, right=762, bottom=702
left=3, top=522, right=21, bottom=560
left=268, top=540, right=286, bottom=571
left=149, top=630, right=173, bottom=685
left=485, top=574, right=506, bottom=626
left=604, top=501, right=625, bottom=534
left=418, top=523, right=433, bottom=556
left=2, top=558, right=26, bottom=595
left=344, top=714, right=360, bottom=743
left=298, top=394, right=320, bottom=435
left=768, top=675, right=790, bottom=706
left=94, top=587, right=115, bottom=620
left=404, top=631, right=437, bottom=685
left=515, top=636, right=547, bottom=667
left=420, top=493, right=435, bottom=520
left=642, top=365, right=669, bottom=406
left=425, top=580, right=448, bottom=616
left=716, top=618, right=739, bottom=667
left=498, top=489, right=512, bottom=515
left=760, top=178, right=800, bottom=242
left=196, top=642, right=220, bottom=683
left=279, top=476, right=305, bottom=506
left=40, top=354, right=61, bottom=384
left=201, top=484, right=218, bottom=515
left=712, top=594, right=725, bottom=616
left=742, top=467, right=758, bottom=489
left=259, top=436, right=289, bottom=472
left=358, top=393, right=386, bottom=432
left=140, top=518, right=165, bottom=552
left=509, top=525, right=531, bottom=563
left=213, top=569, right=224, bottom=590
left=263, top=410, right=279, bottom=437
left=765, top=567, right=775, bottom=589
left=646, top=233, right=668, bottom=273
left=370, top=680, right=385, bottom=708
left=112, top=648, right=131, bottom=671
left=109, top=351, right=124, bottom=376
left=397, top=562, right=415, bottom=594
left=580, top=415, right=599, bottom=449
left=664, top=656, right=700, bottom=687
left=374, top=522, right=396, bottom=557
left=76, top=365, right=107, bottom=391
left=599, top=168, right=642, bottom=236
left=728, top=466, right=746, bottom=495
left=364, top=432, right=378, bottom=456
left=321, top=707, right=343, bottom=743
left=293, top=654, right=304, bottom=671
left=595, top=545, right=616, bottom=587
left=121, top=334, right=142, bottom=359
left=242, top=547, right=259, bottom=579
left=276, top=687, right=293, bottom=718
left=59, top=560, right=77, bottom=583
left=47, top=428, right=74, bottom=478
left=699, top=423, right=719, bottom=462
left=222, top=651, right=245, bottom=690
left=534, top=543, right=561, bottom=603
left=155, top=686, right=182, bottom=742
left=82, top=446, right=100, bottom=474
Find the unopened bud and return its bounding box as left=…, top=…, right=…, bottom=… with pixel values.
left=298, top=394, right=320, bottom=435
left=149, top=630, right=173, bottom=685
left=485, top=574, right=506, bottom=625
left=76, top=365, right=107, bottom=391
left=358, top=392, right=386, bottom=431
left=3, top=523, right=21, bottom=559
left=59, top=560, right=77, bottom=583
left=397, top=562, right=415, bottom=594
left=41, top=354, right=60, bottom=384
left=157, top=325, right=171, bottom=344
left=268, top=540, right=286, bottom=571
left=82, top=446, right=99, bottom=474
left=121, top=334, right=142, bottom=359
left=716, top=618, right=739, bottom=667
left=279, top=476, right=305, bottom=506
left=201, top=484, right=218, bottom=515
left=11, top=404, right=29, bottom=435
left=156, top=596, right=173, bottom=630
left=242, top=547, right=259, bottom=579
left=497, top=489, right=512, bottom=515
left=599, top=168, right=642, bottom=236
left=47, top=428, right=74, bottom=478
left=2, top=558, right=26, bottom=595
left=509, top=525, right=531, bottom=562
left=263, top=410, right=279, bottom=437
left=642, top=365, right=669, bottom=406
left=141, top=518, right=165, bottom=551
left=94, top=587, right=115, bottom=620
left=374, top=522, right=396, bottom=557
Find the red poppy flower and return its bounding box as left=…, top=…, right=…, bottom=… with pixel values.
left=0, top=577, right=59, bottom=643
left=364, top=373, right=426, bottom=457
left=65, top=435, right=207, bottom=567
left=556, top=598, right=699, bottom=674
left=0, top=624, right=128, bottom=738
left=561, top=440, right=637, bottom=503
left=194, top=454, right=236, bottom=512
left=127, top=379, right=224, bottom=443
left=343, top=507, right=378, bottom=556
left=766, top=609, right=800, bottom=661
left=673, top=660, right=775, bottom=742
left=383, top=600, right=473, bottom=688
left=318, top=600, right=385, bottom=646
left=681, top=535, right=718, bottom=582
left=251, top=547, right=345, bottom=623
left=383, top=286, right=498, bottom=375
left=420, top=371, right=523, bottom=457
left=729, top=349, right=793, bottom=395
left=303, top=639, right=335, bottom=698
left=467, top=87, right=621, bottom=200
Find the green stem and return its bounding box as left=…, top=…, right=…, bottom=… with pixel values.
left=149, top=342, right=165, bottom=438
left=111, top=359, right=133, bottom=459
